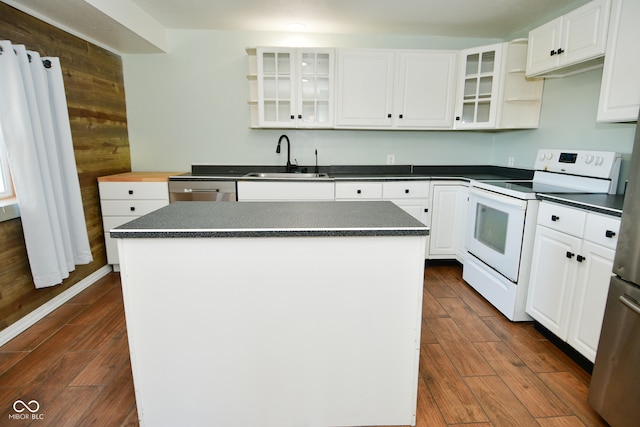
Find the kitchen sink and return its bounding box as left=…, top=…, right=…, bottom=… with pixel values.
left=242, top=172, right=331, bottom=179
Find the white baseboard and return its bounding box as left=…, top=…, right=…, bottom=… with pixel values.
left=0, top=265, right=113, bottom=347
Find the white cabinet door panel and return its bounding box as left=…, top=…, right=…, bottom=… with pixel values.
left=237, top=181, right=335, bottom=201
left=526, top=226, right=581, bottom=339
left=394, top=52, right=457, bottom=128
left=597, top=0, right=640, bottom=122
left=336, top=50, right=395, bottom=127
left=568, top=241, right=615, bottom=362
left=527, top=18, right=562, bottom=75
left=562, top=0, right=611, bottom=65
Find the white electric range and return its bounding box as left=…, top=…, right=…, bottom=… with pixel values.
left=464, top=149, right=621, bottom=321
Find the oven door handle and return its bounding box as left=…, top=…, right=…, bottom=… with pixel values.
left=470, top=187, right=527, bottom=210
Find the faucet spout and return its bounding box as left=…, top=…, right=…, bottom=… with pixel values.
left=276, top=134, right=297, bottom=172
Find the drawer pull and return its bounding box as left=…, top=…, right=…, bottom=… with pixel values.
left=551, top=215, right=560, bottom=221
left=405, top=189, right=410, bottom=194
left=605, top=230, right=616, bottom=238
left=577, top=255, right=586, bottom=262
left=130, top=206, right=136, bottom=212
left=566, top=251, right=574, bottom=259
left=128, top=190, right=134, bottom=195
left=357, top=189, right=362, bottom=194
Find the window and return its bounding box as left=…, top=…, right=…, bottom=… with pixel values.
left=0, top=125, right=14, bottom=200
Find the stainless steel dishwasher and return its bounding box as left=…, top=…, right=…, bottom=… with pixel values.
left=169, top=179, right=237, bottom=202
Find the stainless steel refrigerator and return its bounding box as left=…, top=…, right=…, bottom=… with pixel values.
left=588, top=115, right=640, bottom=427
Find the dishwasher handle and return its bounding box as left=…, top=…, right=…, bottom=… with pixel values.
left=183, top=188, right=222, bottom=193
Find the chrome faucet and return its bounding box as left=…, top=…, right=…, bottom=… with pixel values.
left=276, top=134, right=297, bottom=172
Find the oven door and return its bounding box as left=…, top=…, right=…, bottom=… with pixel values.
left=466, top=187, right=527, bottom=282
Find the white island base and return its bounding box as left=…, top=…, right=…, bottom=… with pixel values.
left=118, top=234, right=425, bottom=427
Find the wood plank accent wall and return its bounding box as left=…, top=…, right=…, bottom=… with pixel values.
left=0, top=3, right=131, bottom=330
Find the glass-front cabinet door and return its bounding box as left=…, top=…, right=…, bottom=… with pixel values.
left=257, top=47, right=334, bottom=128
left=297, top=49, right=334, bottom=128
left=454, top=43, right=503, bottom=129
left=257, top=48, right=294, bottom=127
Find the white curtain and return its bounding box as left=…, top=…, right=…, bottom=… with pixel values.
left=0, top=40, right=92, bottom=288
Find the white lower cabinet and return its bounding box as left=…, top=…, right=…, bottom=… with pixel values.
left=335, top=180, right=431, bottom=256
left=98, top=176, right=172, bottom=269
left=526, top=201, right=619, bottom=362
left=334, top=181, right=383, bottom=200
left=236, top=180, right=335, bottom=201
left=428, top=182, right=468, bottom=262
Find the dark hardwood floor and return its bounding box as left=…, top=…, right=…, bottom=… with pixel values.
left=0, top=265, right=607, bottom=426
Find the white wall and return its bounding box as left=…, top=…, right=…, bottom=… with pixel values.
left=493, top=68, right=636, bottom=192
left=122, top=28, right=636, bottom=190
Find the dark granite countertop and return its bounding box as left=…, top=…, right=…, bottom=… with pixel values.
left=537, top=193, right=625, bottom=217
left=111, top=201, right=429, bottom=238
left=170, top=164, right=534, bottom=182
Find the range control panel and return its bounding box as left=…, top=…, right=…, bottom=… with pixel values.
left=534, top=149, right=621, bottom=179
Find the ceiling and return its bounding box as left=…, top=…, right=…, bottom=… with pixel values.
left=3, top=0, right=589, bottom=54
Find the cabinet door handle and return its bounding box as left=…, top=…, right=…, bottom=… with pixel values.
left=557, top=48, right=565, bottom=54
left=577, top=255, right=586, bottom=262
left=455, top=116, right=461, bottom=121
left=357, top=189, right=362, bottom=194
left=298, top=114, right=302, bottom=119
left=606, top=230, right=616, bottom=238
left=399, top=114, right=404, bottom=119
left=130, top=206, right=136, bottom=212
left=550, top=49, right=557, bottom=56
left=566, top=251, right=575, bottom=259
left=551, top=215, right=560, bottom=221
left=290, top=115, right=295, bottom=120
left=424, top=208, right=429, bottom=213
left=128, top=190, right=134, bottom=195
left=405, top=189, right=410, bottom=194
left=387, top=113, right=392, bottom=118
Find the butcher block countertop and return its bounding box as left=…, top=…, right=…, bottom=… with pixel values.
left=97, top=172, right=184, bottom=182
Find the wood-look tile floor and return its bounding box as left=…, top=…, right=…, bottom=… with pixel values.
left=0, top=265, right=608, bottom=426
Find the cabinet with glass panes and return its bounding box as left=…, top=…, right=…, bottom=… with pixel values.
left=454, top=40, right=543, bottom=130
left=254, top=47, right=334, bottom=128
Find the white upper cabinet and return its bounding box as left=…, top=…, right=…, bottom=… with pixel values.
left=256, top=47, right=334, bottom=128
left=393, top=51, right=457, bottom=129
left=526, top=0, right=611, bottom=77
left=335, top=49, right=395, bottom=128
left=454, top=40, right=543, bottom=130
left=597, top=0, right=640, bottom=122
left=454, top=43, right=503, bottom=129
left=335, top=49, right=458, bottom=129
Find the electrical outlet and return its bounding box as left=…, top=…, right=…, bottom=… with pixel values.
left=386, top=154, right=395, bottom=165
left=508, top=156, right=515, bottom=167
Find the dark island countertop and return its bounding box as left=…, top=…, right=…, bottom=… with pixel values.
left=110, top=201, right=429, bottom=238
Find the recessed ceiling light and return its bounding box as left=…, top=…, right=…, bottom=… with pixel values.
left=287, top=22, right=306, bottom=31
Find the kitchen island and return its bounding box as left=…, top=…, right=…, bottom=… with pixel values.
left=112, top=201, right=428, bottom=427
